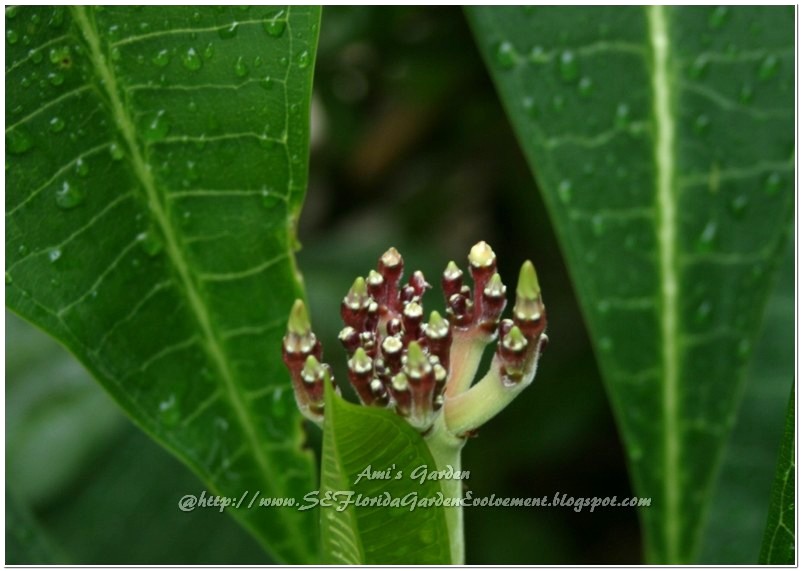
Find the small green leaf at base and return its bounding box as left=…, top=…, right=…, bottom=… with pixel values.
left=320, top=381, right=452, bottom=564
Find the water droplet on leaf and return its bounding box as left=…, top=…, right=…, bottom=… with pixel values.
left=7, top=127, right=34, bottom=154
left=152, top=49, right=170, bottom=67
left=137, top=226, right=164, bottom=257
left=48, top=248, right=62, bottom=263
left=557, top=180, right=572, bottom=203
left=234, top=56, right=249, bottom=77
left=143, top=111, right=170, bottom=142
left=494, top=41, right=516, bottom=70
left=758, top=55, right=779, bottom=81
left=218, top=21, right=239, bottom=39
left=559, top=50, right=579, bottom=82
left=764, top=172, right=782, bottom=194
left=49, top=116, right=66, bottom=133
left=264, top=11, right=286, bottom=37
left=297, top=50, right=310, bottom=69
left=181, top=46, right=202, bottom=70
left=55, top=180, right=85, bottom=209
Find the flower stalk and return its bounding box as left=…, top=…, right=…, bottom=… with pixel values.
left=281, top=241, right=548, bottom=564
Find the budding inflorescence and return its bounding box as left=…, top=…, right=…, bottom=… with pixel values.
left=281, top=241, right=548, bottom=434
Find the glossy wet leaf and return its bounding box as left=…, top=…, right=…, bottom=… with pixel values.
left=759, top=389, right=795, bottom=564
left=468, top=6, right=793, bottom=563
left=6, top=6, right=321, bottom=563
left=320, top=382, right=451, bottom=564
left=699, top=244, right=794, bottom=563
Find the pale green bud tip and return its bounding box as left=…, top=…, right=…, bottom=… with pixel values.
left=444, top=260, right=462, bottom=278
left=468, top=240, right=496, bottom=268
left=351, top=347, right=372, bottom=371
left=288, top=299, right=311, bottom=335
left=406, top=341, right=426, bottom=367
left=429, top=310, right=445, bottom=327
left=508, top=326, right=525, bottom=344
left=301, top=355, right=322, bottom=381
left=349, top=276, right=368, bottom=297
left=516, top=260, right=540, bottom=300
left=367, top=269, right=383, bottom=285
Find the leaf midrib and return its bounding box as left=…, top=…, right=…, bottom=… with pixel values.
left=647, top=5, right=681, bottom=563
left=70, top=6, right=304, bottom=557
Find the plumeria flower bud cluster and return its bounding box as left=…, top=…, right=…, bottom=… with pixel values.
left=282, top=241, right=548, bottom=437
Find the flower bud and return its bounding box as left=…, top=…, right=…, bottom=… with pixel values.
left=479, top=272, right=507, bottom=333
left=348, top=347, right=376, bottom=405
left=292, top=355, right=335, bottom=423
left=282, top=300, right=322, bottom=380
left=341, top=276, right=371, bottom=330
left=424, top=310, right=451, bottom=369
left=402, top=300, right=424, bottom=343
left=381, top=335, right=404, bottom=375
left=378, top=247, right=404, bottom=312
left=338, top=326, right=359, bottom=355
left=442, top=261, right=463, bottom=300
left=513, top=261, right=547, bottom=338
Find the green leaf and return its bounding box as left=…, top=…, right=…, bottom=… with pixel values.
left=759, top=389, right=795, bottom=564
left=467, top=6, right=793, bottom=563
left=320, top=382, right=452, bottom=564
left=699, top=243, right=794, bottom=563
left=6, top=6, right=320, bottom=562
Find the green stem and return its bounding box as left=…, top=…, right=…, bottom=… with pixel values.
left=446, top=331, right=490, bottom=396
left=426, top=415, right=466, bottom=565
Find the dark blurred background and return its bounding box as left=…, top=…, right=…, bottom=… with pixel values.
left=12, top=6, right=789, bottom=565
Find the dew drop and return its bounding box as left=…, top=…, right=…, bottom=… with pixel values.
left=218, top=21, right=239, bottom=39
left=48, top=248, right=62, bottom=263
left=137, top=226, right=163, bottom=257
left=264, top=11, right=286, bottom=37
left=48, top=72, right=64, bottom=89
left=7, top=29, right=19, bottom=44
left=758, top=55, right=779, bottom=81
left=615, top=103, right=630, bottom=128
left=48, top=8, right=65, bottom=29
left=259, top=76, right=273, bottom=90
left=203, top=42, right=214, bottom=59
left=159, top=394, right=180, bottom=426
left=152, top=49, right=170, bottom=67
left=297, top=49, right=310, bottom=69
left=109, top=141, right=124, bottom=160
left=48, top=45, right=70, bottom=65
left=181, top=46, right=202, bottom=71
left=494, top=41, right=516, bottom=70
left=689, top=55, right=708, bottom=79
left=695, top=300, right=712, bottom=324
left=708, top=6, right=730, bottom=29
left=234, top=56, right=249, bottom=77
left=30, top=48, right=43, bottom=64
left=75, top=157, right=89, bottom=177
left=49, top=116, right=66, bottom=133
left=55, top=180, right=85, bottom=209
left=697, top=220, right=717, bottom=251
left=5, top=6, right=19, bottom=18
left=110, top=46, right=121, bottom=62
left=557, top=179, right=572, bottom=204
left=728, top=194, right=748, bottom=218
left=5, top=272, right=12, bottom=285
left=764, top=172, right=782, bottom=195
left=6, top=127, right=34, bottom=154
left=143, top=110, right=170, bottom=142
left=18, top=244, right=27, bottom=256
left=559, top=50, right=579, bottom=82
left=739, top=83, right=754, bottom=104
left=578, top=76, right=593, bottom=97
